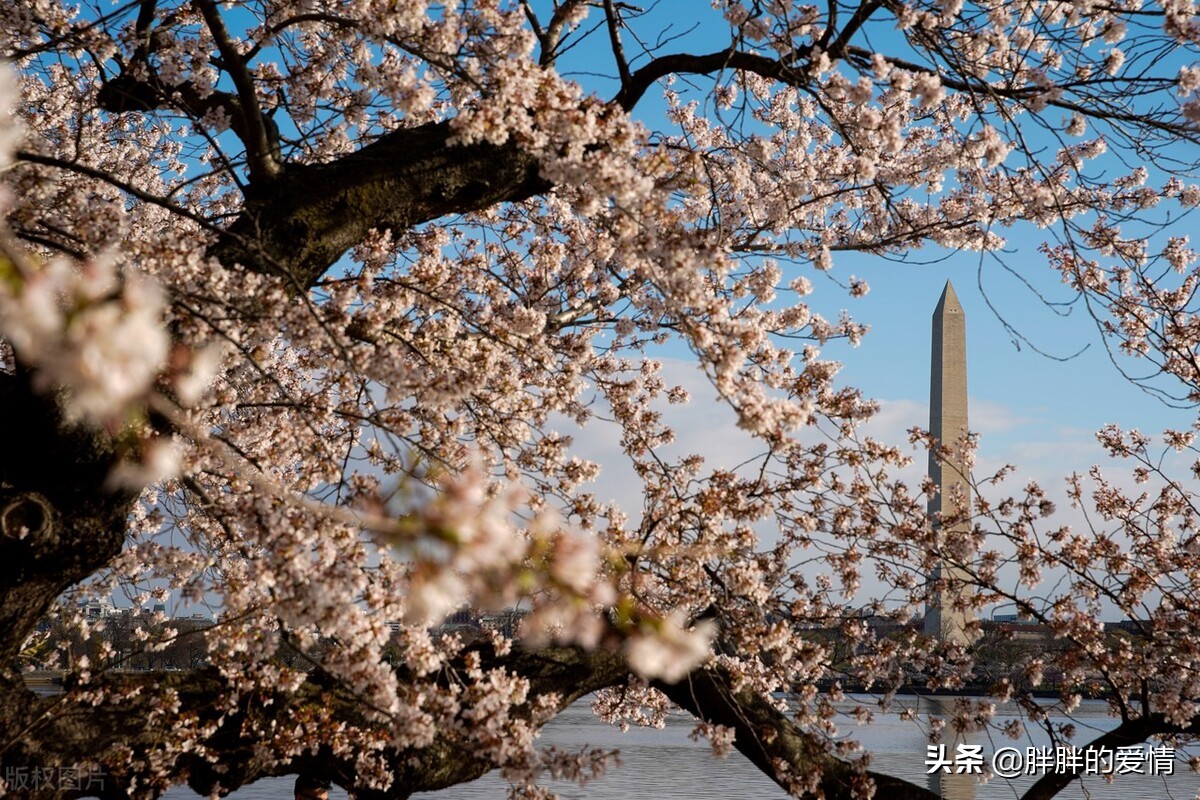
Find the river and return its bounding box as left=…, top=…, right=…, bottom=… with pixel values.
left=136, top=695, right=1198, bottom=799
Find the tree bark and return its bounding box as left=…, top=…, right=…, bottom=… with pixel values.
left=657, top=669, right=940, bottom=800
left=1018, top=712, right=1200, bottom=800
left=2, top=646, right=630, bottom=800
left=207, top=121, right=549, bottom=288
left=4, top=637, right=950, bottom=800
left=0, top=370, right=133, bottom=669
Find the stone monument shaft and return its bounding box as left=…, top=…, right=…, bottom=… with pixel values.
left=925, top=281, right=973, bottom=646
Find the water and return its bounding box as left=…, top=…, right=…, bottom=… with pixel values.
left=139, top=696, right=1199, bottom=799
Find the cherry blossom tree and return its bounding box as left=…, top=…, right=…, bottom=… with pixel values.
left=1, top=1, right=1199, bottom=799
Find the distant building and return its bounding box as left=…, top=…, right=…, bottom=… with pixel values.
left=79, top=597, right=120, bottom=620
left=1104, top=619, right=1144, bottom=636
left=990, top=621, right=1053, bottom=644
left=477, top=609, right=525, bottom=638
left=384, top=608, right=524, bottom=638
left=447, top=607, right=475, bottom=625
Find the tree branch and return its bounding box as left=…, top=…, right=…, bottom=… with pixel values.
left=2, top=644, right=629, bottom=800
left=1019, top=712, right=1200, bottom=800
left=612, top=48, right=813, bottom=112
left=603, top=0, right=633, bottom=92
left=206, top=121, right=548, bottom=286
left=827, top=0, right=885, bottom=59
left=657, top=668, right=941, bottom=800
left=192, top=0, right=282, bottom=183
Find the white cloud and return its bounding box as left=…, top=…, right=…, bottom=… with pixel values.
left=561, top=357, right=768, bottom=518
left=558, top=361, right=1190, bottom=620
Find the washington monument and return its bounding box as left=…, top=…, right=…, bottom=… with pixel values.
left=924, top=281, right=974, bottom=647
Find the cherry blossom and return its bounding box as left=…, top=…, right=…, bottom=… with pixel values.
left=0, top=3, right=1199, bottom=800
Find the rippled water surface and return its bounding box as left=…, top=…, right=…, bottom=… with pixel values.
left=150, top=695, right=1198, bottom=800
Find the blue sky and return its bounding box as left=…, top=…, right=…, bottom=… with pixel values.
left=828, top=245, right=1196, bottom=462
left=192, top=0, right=1198, bottom=456
left=523, top=2, right=1200, bottom=619
left=565, top=258, right=1194, bottom=618
left=540, top=1, right=1199, bottom=471
left=576, top=255, right=1196, bottom=508
left=74, top=2, right=1198, bottom=620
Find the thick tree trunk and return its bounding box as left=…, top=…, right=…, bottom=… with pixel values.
left=0, top=370, right=133, bottom=669
left=208, top=121, right=549, bottom=288
left=657, top=670, right=940, bottom=800
left=2, top=646, right=630, bottom=800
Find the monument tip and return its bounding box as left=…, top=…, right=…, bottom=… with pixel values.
left=934, top=280, right=963, bottom=315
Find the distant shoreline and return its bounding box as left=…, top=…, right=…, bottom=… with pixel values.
left=25, top=671, right=1101, bottom=703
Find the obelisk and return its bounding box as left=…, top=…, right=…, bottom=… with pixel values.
left=925, top=281, right=974, bottom=647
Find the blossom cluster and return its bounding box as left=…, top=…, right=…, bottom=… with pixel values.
left=0, top=249, right=169, bottom=424
left=2, top=0, right=1200, bottom=797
